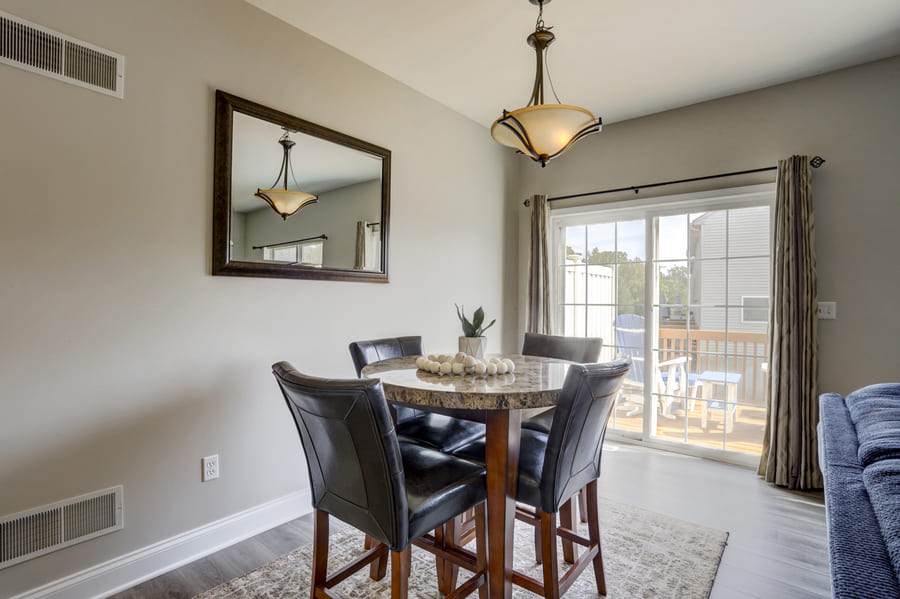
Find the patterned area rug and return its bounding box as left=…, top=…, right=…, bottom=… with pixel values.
left=198, top=497, right=727, bottom=598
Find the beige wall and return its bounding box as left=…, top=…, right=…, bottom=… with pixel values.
left=0, top=0, right=513, bottom=595
left=515, top=55, right=900, bottom=396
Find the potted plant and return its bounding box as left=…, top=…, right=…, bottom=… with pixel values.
left=455, top=304, right=495, bottom=359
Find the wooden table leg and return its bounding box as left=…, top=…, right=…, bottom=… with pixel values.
left=484, top=410, right=521, bottom=599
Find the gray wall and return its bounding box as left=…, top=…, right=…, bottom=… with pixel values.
left=0, top=0, right=514, bottom=595
left=517, top=55, right=900, bottom=396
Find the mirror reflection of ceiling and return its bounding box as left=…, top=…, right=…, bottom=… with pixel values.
left=232, top=111, right=382, bottom=213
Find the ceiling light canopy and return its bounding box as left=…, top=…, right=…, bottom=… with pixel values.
left=255, top=130, right=318, bottom=219
left=491, top=0, right=601, bottom=167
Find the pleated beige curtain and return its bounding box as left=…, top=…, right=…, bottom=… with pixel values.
left=758, top=156, right=822, bottom=490
left=526, top=194, right=552, bottom=334
left=353, top=221, right=366, bottom=270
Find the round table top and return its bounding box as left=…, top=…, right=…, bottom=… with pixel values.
left=360, top=354, right=573, bottom=411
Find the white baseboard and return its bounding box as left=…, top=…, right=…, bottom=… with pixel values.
left=11, top=490, right=312, bottom=599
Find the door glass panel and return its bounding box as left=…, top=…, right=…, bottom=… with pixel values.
left=557, top=197, right=772, bottom=459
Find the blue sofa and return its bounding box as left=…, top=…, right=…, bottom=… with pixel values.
left=819, top=383, right=900, bottom=598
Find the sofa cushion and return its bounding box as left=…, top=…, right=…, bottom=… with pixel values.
left=823, top=460, right=900, bottom=598
left=863, top=458, right=900, bottom=584
left=819, top=393, right=862, bottom=468
left=844, top=384, right=900, bottom=467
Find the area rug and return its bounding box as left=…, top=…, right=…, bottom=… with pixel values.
left=197, top=497, right=727, bottom=598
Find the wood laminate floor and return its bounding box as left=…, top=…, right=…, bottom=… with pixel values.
left=109, top=442, right=829, bottom=599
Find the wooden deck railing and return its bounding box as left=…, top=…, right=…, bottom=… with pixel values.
left=658, top=328, right=768, bottom=406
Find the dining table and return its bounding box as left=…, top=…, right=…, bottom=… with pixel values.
left=361, top=353, right=573, bottom=599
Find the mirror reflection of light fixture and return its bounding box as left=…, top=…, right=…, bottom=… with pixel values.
left=491, top=0, right=601, bottom=167
left=254, top=129, right=318, bottom=219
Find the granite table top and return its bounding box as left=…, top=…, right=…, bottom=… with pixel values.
left=360, top=354, right=573, bottom=411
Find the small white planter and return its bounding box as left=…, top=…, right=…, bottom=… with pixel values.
left=458, top=336, right=486, bottom=359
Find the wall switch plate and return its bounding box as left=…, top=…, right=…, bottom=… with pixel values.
left=817, top=301, right=837, bottom=320
left=202, top=455, right=219, bottom=482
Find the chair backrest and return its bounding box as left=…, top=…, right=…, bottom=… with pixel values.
left=349, top=336, right=423, bottom=377
left=521, top=332, right=603, bottom=363
left=272, top=362, right=408, bottom=549
left=349, top=336, right=423, bottom=424
left=540, top=358, right=631, bottom=513
left=614, top=314, right=644, bottom=384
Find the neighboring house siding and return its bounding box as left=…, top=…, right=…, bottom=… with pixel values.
left=695, top=206, right=770, bottom=334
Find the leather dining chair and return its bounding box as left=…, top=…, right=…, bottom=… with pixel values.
left=451, top=358, right=631, bottom=599
left=520, top=333, right=604, bottom=434
left=273, top=362, right=488, bottom=599
left=349, top=336, right=485, bottom=453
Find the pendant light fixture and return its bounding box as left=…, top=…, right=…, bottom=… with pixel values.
left=491, top=0, right=601, bottom=167
left=254, top=129, right=318, bottom=220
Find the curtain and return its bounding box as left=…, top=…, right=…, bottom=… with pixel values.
left=354, top=221, right=366, bottom=270
left=758, top=156, right=822, bottom=490
left=526, top=194, right=552, bottom=334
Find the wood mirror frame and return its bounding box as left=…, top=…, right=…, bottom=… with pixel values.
left=213, top=90, right=390, bottom=282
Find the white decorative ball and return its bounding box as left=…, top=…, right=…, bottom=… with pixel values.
left=440, top=362, right=453, bottom=375
left=416, top=357, right=426, bottom=369
left=496, top=362, right=508, bottom=374
left=427, top=354, right=437, bottom=362
left=463, top=356, right=476, bottom=368
left=502, top=359, right=515, bottom=373
left=486, top=363, right=498, bottom=375
left=452, top=362, right=464, bottom=375
left=474, top=361, right=486, bottom=374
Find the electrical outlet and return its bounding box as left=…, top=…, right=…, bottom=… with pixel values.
left=817, top=301, right=837, bottom=320
left=202, top=455, right=219, bottom=482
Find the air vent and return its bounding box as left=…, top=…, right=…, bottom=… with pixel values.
left=0, top=486, right=124, bottom=569
left=0, top=10, right=124, bottom=98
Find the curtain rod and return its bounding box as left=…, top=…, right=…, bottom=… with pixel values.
left=522, top=155, right=825, bottom=206
left=252, top=234, right=327, bottom=250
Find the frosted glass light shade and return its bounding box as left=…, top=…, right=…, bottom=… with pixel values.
left=254, top=189, right=318, bottom=220
left=491, top=104, right=601, bottom=166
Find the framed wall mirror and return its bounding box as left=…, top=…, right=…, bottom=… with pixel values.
left=213, top=90, right=390, bottom=282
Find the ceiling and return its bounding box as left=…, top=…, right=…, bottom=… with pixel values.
left=246, top=0, right=900, bottom=127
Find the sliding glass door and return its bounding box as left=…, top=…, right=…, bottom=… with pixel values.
left=553, top=185, right=774, bottom=461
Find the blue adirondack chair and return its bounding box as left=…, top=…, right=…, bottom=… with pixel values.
left=614, top=314, right=698, bottom=417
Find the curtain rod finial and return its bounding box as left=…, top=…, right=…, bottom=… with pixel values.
left=523, top=199, right=531, bottom=207
left=810, top=156, right=825, bottom=168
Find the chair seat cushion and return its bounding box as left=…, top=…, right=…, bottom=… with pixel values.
left=451, top=429, right=549, bottom=510
left=400, top=442, right=487, bottom=542
left=521, top=408, right=555, bottom=434
left=397, top=413, right=485, bottom=453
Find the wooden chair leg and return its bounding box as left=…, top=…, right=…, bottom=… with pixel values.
left=364, top=534, right=387, bottom=580
left=474, top=503, right=488, bottom=599
left=559, top=499, right=577, bottom=564
left=445, top=516, right=461, bottom=592
left=540, top=510, right=561, bottom=599
left=578, top=488, right=589, bottom=523
left=534, top=518, right=543, bottom=565
left=435, top=526, right=449, bottom=594
left=585, top=480, right=606, bottom=595
left=311, top=510, right=329, bottom=599
left=391, top=547, right=411, bottom=599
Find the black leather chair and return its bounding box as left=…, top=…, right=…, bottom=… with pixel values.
left=520, top=333, right=603, bottom=434
left=451, top=359, right=631, bottom=599
left=349, top=336, right=485, bottom=453
left=273, top=362, right=488, bottom=599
